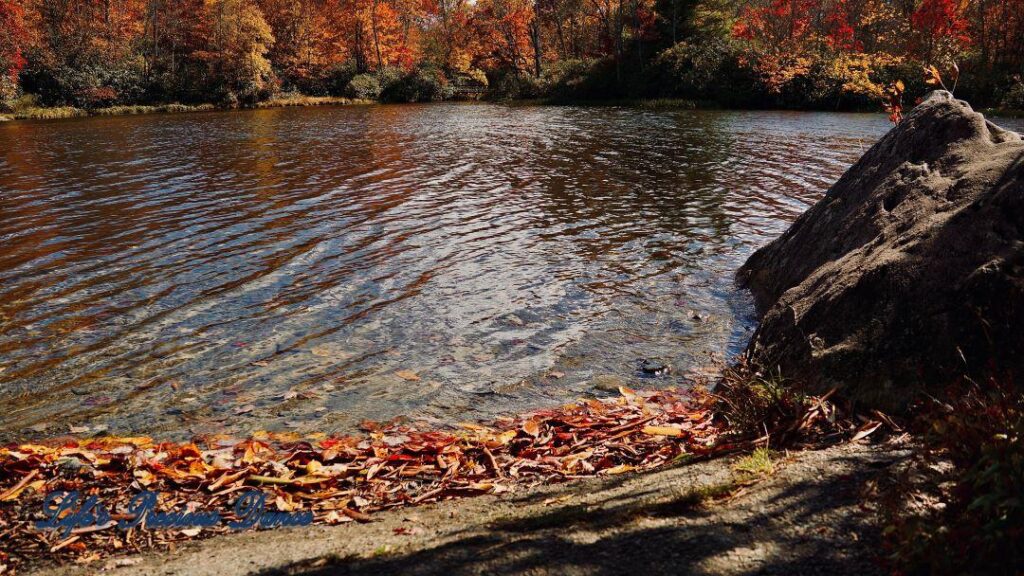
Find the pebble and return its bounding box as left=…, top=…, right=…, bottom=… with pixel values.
left=57, top=456, right=93, bottom=477
left=592, top=374, right=625, bottom=393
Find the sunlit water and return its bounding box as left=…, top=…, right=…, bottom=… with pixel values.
left=4, top=104, right=1013, bottom=440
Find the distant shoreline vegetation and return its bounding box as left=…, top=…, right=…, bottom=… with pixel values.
left=0, top=93, right=377, bottom=122
left=2, top=91, right=1021, bottom=125
left=1, top=1, right=1022, bottom=124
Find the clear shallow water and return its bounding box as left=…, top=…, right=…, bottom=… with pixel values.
left=4, top=103, right=1002, bottom=440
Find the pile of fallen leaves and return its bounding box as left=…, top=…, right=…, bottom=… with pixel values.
left=0, top=387, right=725, bottom=573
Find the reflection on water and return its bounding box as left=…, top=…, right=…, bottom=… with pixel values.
left=0, top=103, right=920, bottom=438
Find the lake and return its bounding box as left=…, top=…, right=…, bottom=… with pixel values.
left=2, top=104, right=1015, bottom=439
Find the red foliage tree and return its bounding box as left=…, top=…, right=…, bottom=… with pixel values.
left=911, top=0, right=971, bottom=62
left=0, top=0, right=28, bottom=96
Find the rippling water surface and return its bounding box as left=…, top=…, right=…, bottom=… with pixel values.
left=4, top=103, right=989, bottom=439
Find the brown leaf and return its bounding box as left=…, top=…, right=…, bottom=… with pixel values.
left=522, top=419, right=541, bottom=437
left=342, top=508, right=373, bottom=523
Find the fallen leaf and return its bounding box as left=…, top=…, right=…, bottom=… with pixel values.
left=642, top=425, right=684, bottom=437
left=395, top=370, right=421, bottom=382
left=343, top=508, right=373, bottom=523
left=603, top=464, right=635, bottom=475
left=542, top=494, right=573, bottom=507
left=522, top=419, right=541, bottom=437
left=851, top=421, right=882, bottom=443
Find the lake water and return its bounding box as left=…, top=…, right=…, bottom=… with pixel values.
left=3, top=104, right=1014, bottom=440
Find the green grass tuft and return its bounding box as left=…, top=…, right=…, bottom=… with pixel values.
left=733, top=447, right=775, bottom=480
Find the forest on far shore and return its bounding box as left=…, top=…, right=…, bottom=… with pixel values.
left=1, top=0, right=1023, bottom=113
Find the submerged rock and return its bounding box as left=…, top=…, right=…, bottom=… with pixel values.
left=639, top=359, right=671, bottom=376
left=739, top=91, right=1024, bottom=410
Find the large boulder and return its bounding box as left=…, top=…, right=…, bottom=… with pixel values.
left=738, top=91, right=1024, bottom=410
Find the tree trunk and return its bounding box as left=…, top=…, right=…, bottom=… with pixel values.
left=531, top=18, right=542, bottom=77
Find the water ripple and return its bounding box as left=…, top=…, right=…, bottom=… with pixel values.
left=4, top=104, right=1002, bottom=439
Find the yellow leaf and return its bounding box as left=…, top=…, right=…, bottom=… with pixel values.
left=307, top=460, right=324, bottom=475
left=603, top=464, right=635, bottom=475
left=642, top=426, right=684, bottom=437
left=133, top=469, right=157, bottom=487
left=485, top=430, right=517, bottom=448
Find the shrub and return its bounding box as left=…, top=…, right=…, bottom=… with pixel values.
left=345, top=73, right=382, bottom=100
left=19, top=61, right=147, bottom=108
left=0, top=76, right=18, bottom=107
left=322, top=62, right=358, bottom=96
left=1001, top=77, right=1024, bottom=111
left=649, top=38, right=737, bottom=100
left=542, top=58, right=617, bottom=101
left=488, top=71, right=545, bottom=100
left=379, top=67, right=451, bottom=103
left=885, top=380, right=1024, bottom=574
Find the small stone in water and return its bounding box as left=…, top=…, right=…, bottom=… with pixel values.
left=640, top=359, right=671, bottom=376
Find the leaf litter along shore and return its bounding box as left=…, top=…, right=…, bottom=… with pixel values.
left=0, top=386, right=742, bottom=573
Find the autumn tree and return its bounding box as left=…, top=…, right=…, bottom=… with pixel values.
left=475, top=0, right=534, bottom=72
left=140, top=0, right=210, bottom=98
left=0, top=0, right=28, bottom=100
left=911, top=0, right=970, bottom=64
left=421, top=0, right=479, bottom=73
left=205, top=0, right=276, bottom=102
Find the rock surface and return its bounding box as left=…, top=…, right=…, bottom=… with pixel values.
left=739, top=91, right=1024, bottom=409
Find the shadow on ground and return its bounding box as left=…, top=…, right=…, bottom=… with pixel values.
left=259, top=445, right=901, bottom=576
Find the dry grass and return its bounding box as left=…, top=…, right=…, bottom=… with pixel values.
left=92, top=103, right=216, bottom=116
left=12, top=106, right=89, bottom=120
left=0, top=92, right=365, bottom=123
left=255, top=94, right=370, bottom=108
left=711, top=360, right=853, bottom=448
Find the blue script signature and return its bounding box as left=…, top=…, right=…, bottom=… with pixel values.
left=36, top=491, right=313, bottom=537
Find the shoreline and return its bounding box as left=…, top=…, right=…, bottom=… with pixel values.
left=0, top=387, right=734, bottom=572
left=29, top=440, right=903, bottom=576
left=4, top=94, right=1020, bottom=123
left=0, top=96, right=375, bottom=123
